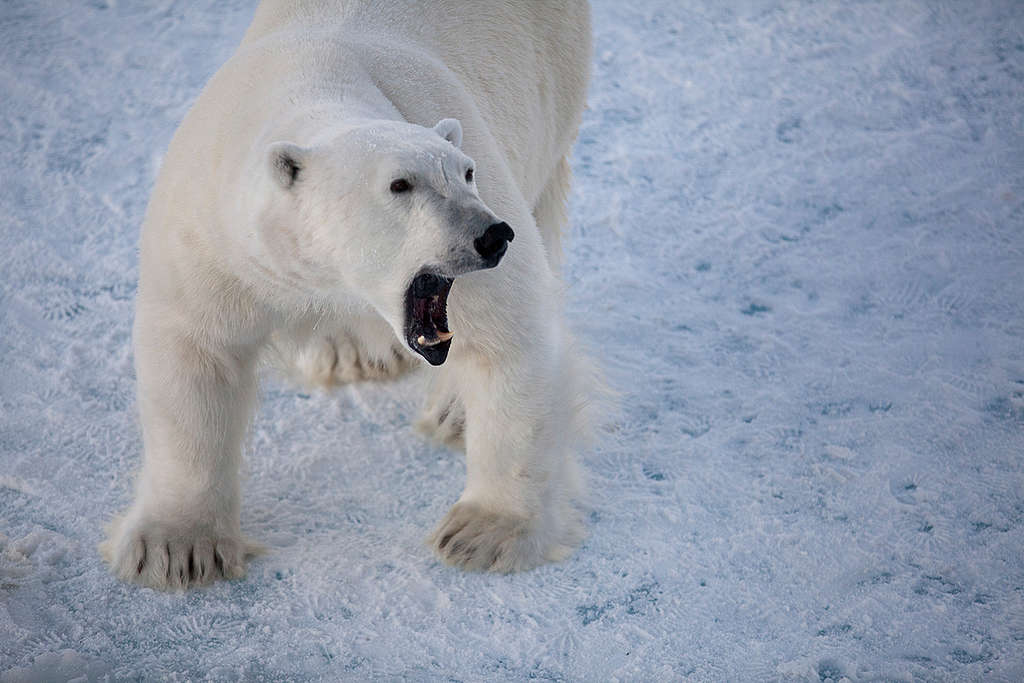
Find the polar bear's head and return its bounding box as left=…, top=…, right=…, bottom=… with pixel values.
left=259, top=118, right=513, bottom=365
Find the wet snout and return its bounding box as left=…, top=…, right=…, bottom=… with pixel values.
left=474, top=221, right=515, bottom=268
left=402, top=210, right=514, bottom=365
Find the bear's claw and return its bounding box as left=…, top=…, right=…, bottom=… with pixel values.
left=100, top=514, right=260, bottom=590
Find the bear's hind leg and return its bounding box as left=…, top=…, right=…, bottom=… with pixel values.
left=415, top=369, right=466, bottom=451
left=531, top=156, right=572, bottom=271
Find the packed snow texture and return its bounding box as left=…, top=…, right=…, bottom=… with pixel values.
left=2, top=1, right=1023, bottom=680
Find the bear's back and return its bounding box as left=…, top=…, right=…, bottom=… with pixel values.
left=240, top=0, right=591, bottom=207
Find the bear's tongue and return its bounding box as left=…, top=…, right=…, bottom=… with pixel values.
left=415, top=294, right=452, bottom=346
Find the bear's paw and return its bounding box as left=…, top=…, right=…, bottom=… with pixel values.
left=291, top=333, right=415, bottom=388
left=428, top=501, right=581, bottom=573
left=415, top=395, right=466, bottom=451
left=100, top=514, right=261, bottom=590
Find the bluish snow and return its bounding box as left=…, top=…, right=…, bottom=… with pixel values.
left=2, top=1, right=1023, bottom=680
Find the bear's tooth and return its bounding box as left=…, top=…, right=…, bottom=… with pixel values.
left=417, top=331, right=453, bottom=347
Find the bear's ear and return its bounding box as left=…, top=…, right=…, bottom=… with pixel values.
left=267, top=141, right=306, bottom=189
left=433, top=118, right=462, bottom=148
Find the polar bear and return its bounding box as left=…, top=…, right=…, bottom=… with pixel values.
left=101, top=0, right=599, bottom=589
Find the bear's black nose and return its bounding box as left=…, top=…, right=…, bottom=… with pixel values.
left=474, top=221, right=515, bottom=267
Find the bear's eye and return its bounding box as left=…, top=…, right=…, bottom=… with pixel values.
left=465, top=168, right=474, bottom=183
left=390, top=179, right=412, bottom=194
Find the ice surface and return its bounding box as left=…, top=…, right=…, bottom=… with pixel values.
left=2, top=0, right=1023, bottom=680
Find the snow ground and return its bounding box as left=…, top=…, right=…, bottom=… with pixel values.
left=2, top=0, right=1023, bottom=680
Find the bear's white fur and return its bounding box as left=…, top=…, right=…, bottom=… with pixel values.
left=100, top=0, right=599, bottom=589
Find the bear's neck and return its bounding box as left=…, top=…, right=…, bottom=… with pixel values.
left=268, top=73, right=405, bottom=149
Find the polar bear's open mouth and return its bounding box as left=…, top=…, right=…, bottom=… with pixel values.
left=404, top=272, right=455, bottom=365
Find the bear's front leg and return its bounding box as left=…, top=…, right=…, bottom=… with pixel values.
left=100, top=315, right=261, bottom=589
left=428, top=323, right=586, bottom=572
